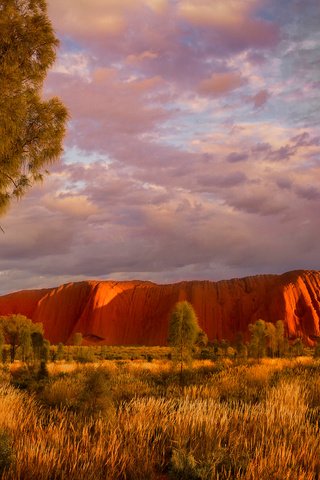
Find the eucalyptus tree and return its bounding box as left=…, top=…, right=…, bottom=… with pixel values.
left=168, top=301, right=200, bottom=382
left=0, top=328, right=4, bottom=361
left=0, top=314, right=43, bottom=362
left=275, top=320, right=285, bottom=357
left=248, top=319, right=267, bottom=360
left=0, top=0, right=68, bottom=213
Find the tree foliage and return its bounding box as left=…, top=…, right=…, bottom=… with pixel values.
left=275, top=320, right=285, bottom=357
left=249, top=319, right=286, bottom=359
left=0, top=329, right=4, bottom=361
left=168, top=301, right=200, bottom=379
left=314, top=340, right=320, bottom=358
left=0, top=0, right=68, bottom=213
left=72, top=332, right=83, bottom=347
left=249, top=319, right=267, bottom=360
left=0, top=314, right=43, bottom=362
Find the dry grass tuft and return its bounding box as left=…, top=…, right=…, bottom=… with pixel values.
left=0, top=358, right=319, bottom=478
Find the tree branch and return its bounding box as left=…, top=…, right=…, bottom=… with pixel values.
left=0, top=170, right=18, bottom=188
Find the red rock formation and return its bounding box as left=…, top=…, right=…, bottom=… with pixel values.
left=0, top=270, right=319, bottom=345
left=0, top=288, right=50, bottom=319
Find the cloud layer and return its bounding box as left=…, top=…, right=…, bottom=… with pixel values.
left=1, top=0, right=319, bottom=293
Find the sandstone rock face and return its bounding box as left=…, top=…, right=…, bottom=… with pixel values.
left=0, top=270, right=319, bottom=345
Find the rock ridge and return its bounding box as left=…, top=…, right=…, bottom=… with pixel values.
left=0, top=270, right=319, bottom=345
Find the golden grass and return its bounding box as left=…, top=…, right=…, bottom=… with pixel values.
left=0, top=358, right=319, bottom=479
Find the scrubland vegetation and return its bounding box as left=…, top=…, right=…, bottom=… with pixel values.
left=1, top=312, right=320, bottom=478
left=0, top=356, right=320, bottom=479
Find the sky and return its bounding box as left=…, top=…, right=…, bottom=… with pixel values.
left=1, top=0, right=320, bottom=294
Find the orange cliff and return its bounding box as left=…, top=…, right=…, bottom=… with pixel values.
left=0, top=270, right=319, bottom=345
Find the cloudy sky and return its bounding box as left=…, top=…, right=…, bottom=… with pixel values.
left=1, top=0, right=320, bottom=294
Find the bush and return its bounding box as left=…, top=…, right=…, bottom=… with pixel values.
left=10, top=365, right=37, bottom=391
left=37, top=360, right=49, bottom=380
left=0, top=430, right=14, bottom=475
left=79, top=367, right=115, bottom=418
left=41, top=374, right=84, bottom=410
left=170, top=448, right=204, bottom=479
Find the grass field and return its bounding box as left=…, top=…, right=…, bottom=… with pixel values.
left=0, top=356, right=320, bottom=479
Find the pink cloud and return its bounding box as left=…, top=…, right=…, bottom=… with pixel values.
left=199, top=72, right=246, bottom=97
left=178, top=0, right=256, bottom=28
left=252, top=89, right=270, bottom=108
left=46, top=69, right=170, bottom=148
left=47, top=0, right=279, bottom=96
left=2, top=0, right=317, bottom=295
left=48, top=0, right=169, bottom=39
left=178, top=0, right=279, bottom=51
left=229, top=18, right=279, bottom=50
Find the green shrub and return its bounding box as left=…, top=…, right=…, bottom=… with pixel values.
left=41, top=374, right=84, bottom=410
left=10, top=365, right=37, bottom=390
left=170, top=449, right=211, bottom=479
left=0, top=430, right=14, bottom=475
left=37, top=360, right=49, bottom=380
left=79, top=367, right=115, bottom=418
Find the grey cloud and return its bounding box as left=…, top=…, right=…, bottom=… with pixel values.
left=295, top=185, right=320, bottom=201
left=226, top=152, right=249, bottom=163
left=267, top=145, right=296, bottom=162
left=291, top=132, right=320, bottom=147
left=276, top=178, right=292, bottom=190
left=225, top=192, right=288, bottom=216
left=251, top=143, right=271, bottom=154
left=197, top=171, right=247, bottom=188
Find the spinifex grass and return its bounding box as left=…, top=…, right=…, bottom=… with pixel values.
left=0, top=358, right=319, bottom=479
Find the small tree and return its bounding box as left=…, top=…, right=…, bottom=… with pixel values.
left=234, top=332, right=247, bottom=360
left=291, top=338, right=304, bottom=357
left=265, top=322, right=277, bottom=357
left=72, top=332, right=83, bottom=346
left=20, top=324, right=32, bottom=362
left=314, top=340, right=320, bottom=358
left=275, top=320, right=285, bottom=357
left=56, top=342, right=64, bottom=361
left=168, top=301, right=200, bottom=382
left=0, top=329, right=4, bottom=363
left=195, top=329, right=208, bottom=348
left=249, top=319, right=267, bottom=360
left=41, top=339, right=50, bottom=363
left=72, top=332, right=83, bottom=362
left=212, top=339, right=219, bottom=356
left=220, top=339, right=229, bottom=357
left=0, top=314, right=43, bottom=362
left=31, top=330, right=44, bottom=363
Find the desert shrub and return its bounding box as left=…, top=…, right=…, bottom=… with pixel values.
left=75, top=346, right=95, bottom=363
left=314, top=341, right=320, bottom=358
left=10, top=364, right=38, bottom=391
left=1, top=357, right=320, bottom=479
left=170, top=446, right=249, bottom=479
left=0, top=430, right=14, bottom=475
left=199, top=348, right=216, bottom=361
left=170, top=448, right=208, bottom=479
left=0, top=365, right=10, bottom=384
left=110, top=370, right=157, bottom=404
left=212, top=365, right=268, bottom=405
left=306, top=375, right=320, bottom=408
left=37, top=360, right=49, bottom=380
left=79, top=367, right=115, bottom=418
left=56, top=342, right=65, bottom=361
left=41, top=366, right=115, bottom=419
left=41, top=374, right=84, bottom=410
